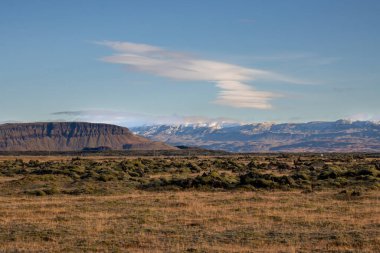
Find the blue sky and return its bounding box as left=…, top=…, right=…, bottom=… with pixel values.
left=1, top=0, right=379, bottom=126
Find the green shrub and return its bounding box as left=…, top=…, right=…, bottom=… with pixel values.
left=26, top=189, right=46, bottom=196
left=240, top=172, right=277, bottom=188
left=318, top=168, right=342, bottom=180
left=177, top=167, right=192, bottom=174
left=186, top=162, right=201, bottom=173
left=344, top=167, right=378, bottom=178
left=277, top=176, right=296, bottom=186
left=43, top=187, right=60, bottom=195
left=292, top=172, right=310, bottom=181
left=128, top=171, right=142, bottom=177
left=97, top=174, right=116, bottom=182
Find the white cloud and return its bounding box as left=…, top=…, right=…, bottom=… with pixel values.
left=213, top=81, right=278, bottom=109
left=52, top=110, right=245, bottom=127
left=97, top=40, right=307, bottom=109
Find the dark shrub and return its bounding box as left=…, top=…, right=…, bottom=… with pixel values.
left=278, top=163, right=291, bottom=171
left=357, top=168, right=378, bottom=176
left=318, top=167, right=343, bottom=180
left=43, top=187, right=60, bottom=195
left=186, top=162, right=201, bottom=173
left=250, top=178, right=275, bottom=188
left=26, top=189, right=46, bottom=196
left=276, top=176, right=296, bottom=186
left=27, top=160, right=40, bottom=167
left=292, top=172, right=310, bottom=181
left=98, top=174, right=116, bottom=182
left=193, top=171, right=237, bottom=188
left=240, top=172, right=277, bottom=188
left=247, top=161, right=257, bottom=170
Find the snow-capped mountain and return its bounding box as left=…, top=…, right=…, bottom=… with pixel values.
left=131, top=120, right=380, bottom=152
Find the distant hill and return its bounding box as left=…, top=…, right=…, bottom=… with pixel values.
left=0, top=122, right=176, bottom=151
left=131, top=120, right=380, bottom=152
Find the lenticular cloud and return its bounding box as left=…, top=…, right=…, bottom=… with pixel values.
left=97, top=41, right=299, bottom=109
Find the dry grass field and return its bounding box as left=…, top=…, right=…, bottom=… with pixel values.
left=0, top=190, right=379, bottom=252
left=0, top=154, right=379, bottom=252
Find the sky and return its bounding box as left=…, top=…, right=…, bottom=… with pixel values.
left=1, top=0, right=379, bottom=126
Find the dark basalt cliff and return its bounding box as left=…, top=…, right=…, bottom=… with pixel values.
left=0, top=122, right=177, bottom=151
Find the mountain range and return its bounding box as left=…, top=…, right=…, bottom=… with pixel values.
left=131, top=120, right=380, bottom=152
left=0, top=122, right=176, bottom=151
left=1, top=120, right=379, bottom=153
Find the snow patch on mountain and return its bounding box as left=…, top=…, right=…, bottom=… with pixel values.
left=131, top=120, right=380, bottom=152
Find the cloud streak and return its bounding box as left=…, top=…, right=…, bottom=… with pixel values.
left=97, top=41, right=306, bottom=109
left=52, top=110, right=244, bottom=127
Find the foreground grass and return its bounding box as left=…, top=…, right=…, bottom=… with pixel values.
left=0, top=190, right=379, bottom=252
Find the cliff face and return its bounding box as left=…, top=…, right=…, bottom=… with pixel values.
left=0, top=122, right=176, bottom=151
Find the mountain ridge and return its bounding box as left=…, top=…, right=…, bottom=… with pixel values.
left=0, top=122, right=176, bottom=151
left=131, top=120, right=380, bottom=152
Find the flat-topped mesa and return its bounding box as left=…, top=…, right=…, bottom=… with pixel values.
left=0, top=122, right=177, bottom=151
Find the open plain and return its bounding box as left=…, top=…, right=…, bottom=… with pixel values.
left=0, top=153, right=379, bottom=252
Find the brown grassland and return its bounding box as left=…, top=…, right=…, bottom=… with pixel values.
left=0, top=190, right=379, bottom=252
left=0, top=154, right=379, bottom=252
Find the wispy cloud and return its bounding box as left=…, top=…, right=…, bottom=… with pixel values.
left=96, top=41, right=308, bottom=109
left=52, top=110, right=245, bottom=127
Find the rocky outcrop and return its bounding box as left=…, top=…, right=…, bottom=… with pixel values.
left=0, top=122, right=177, bottom=151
